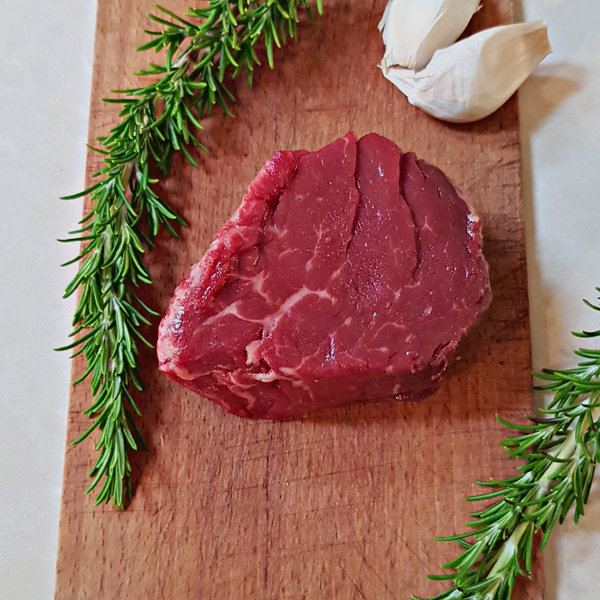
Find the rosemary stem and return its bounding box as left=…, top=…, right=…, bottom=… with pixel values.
left=61, top=0, right=320, bottom=507
left=486, top=521, right=528, bottom=578
left=537, top=420, right=579, bottom=486
left=486, top=404, right=599, bottom=579
left=120, top=159, right=135, bottom=190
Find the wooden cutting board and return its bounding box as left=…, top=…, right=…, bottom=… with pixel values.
left=55, top=1, right=543, bottom=598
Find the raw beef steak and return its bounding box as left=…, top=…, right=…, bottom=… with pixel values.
left=157, top=133, right=491, bottom=419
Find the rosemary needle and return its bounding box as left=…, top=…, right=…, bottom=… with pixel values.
left=59, top=0, right=322, bottom=508
left=413, top=288, right=600, bottom=600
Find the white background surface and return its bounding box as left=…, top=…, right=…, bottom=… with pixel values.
left=0, top=1, right=598, bottom=598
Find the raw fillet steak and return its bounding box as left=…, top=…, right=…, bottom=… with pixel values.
left=157, top=132, right=491, bottom=419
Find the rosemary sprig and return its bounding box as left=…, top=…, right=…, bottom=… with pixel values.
left=413, top=288, right=600, bottom=600
left=59, top=0, right=322, bottom=508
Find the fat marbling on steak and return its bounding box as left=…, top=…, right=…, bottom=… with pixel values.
left=157, top=133, right=491, bottom=419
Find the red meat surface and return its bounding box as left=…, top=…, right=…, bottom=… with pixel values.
left=157, top=133, right=491, bottom=419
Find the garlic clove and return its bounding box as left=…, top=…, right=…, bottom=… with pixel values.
left=382, top=22, right=552, bottom=124
left=379, top=0, right=481, bottom=72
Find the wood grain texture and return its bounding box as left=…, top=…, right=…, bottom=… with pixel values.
left=55, top=1, right=544, bottom=598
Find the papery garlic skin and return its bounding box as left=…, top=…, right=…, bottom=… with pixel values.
left=379, top=0, right=481, bottom=72
left=382, top=22, right=552, bottom=123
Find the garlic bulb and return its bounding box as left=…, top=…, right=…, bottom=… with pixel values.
left=382, top=22, right=552, bottom=123
left=379, top=0, right=481, bottom=72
